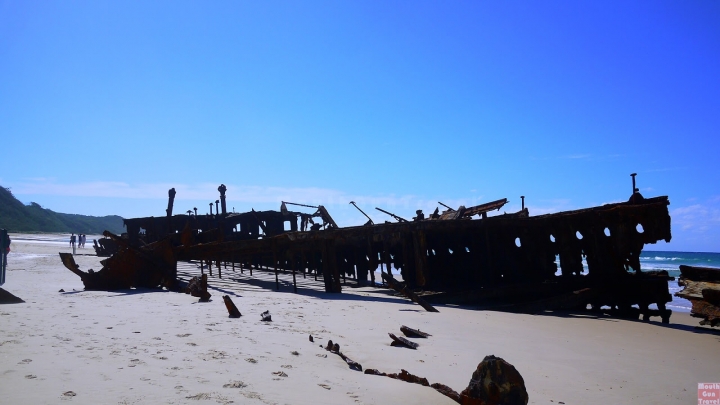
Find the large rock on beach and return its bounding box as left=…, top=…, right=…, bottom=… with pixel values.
left=460, top=355, right=528, bottom=405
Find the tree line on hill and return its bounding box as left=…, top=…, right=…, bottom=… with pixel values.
left=0, top=186, right=125, bottom=234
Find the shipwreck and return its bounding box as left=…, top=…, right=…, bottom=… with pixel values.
left=64, top=178, right=675, bottom=323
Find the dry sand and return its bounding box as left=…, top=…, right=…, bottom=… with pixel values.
left=1, top=234, right=718, bottom=404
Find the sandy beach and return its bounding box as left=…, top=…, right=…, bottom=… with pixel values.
left=1, top=234, right=718, bottom=404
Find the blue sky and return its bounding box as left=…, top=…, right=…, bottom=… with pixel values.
left=1, top=1, right=719, bottom=251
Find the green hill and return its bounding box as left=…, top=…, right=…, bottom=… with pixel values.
left=0, top=186, right=125, bottom=234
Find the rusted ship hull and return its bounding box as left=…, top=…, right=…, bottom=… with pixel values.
left=173, top=196, right=672, bottom=320
left=60, top=184, right=674, bottom=322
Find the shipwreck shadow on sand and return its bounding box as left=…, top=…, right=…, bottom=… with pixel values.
left=59, top=288, right=168, bottom=297
left=175, top=262, right=416, bottom=307
left=475, top=307, right=720, bottom=336
left=170, top=262, right=720, bottom=334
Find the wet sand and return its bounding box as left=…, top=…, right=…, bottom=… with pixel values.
left=0, top=234, right=718, bottom=404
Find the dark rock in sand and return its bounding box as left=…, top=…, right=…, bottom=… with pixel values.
left=460, top=355, right=528, bottom=405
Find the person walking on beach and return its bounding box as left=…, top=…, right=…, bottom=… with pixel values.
left=80, top=234, right=85, bottom=248
left=2, top=232, right=10, bottom=254
left=70, top=233, right=76, bottom=248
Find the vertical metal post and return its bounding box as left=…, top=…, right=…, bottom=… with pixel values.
left=274, top=256, right=280, bottom=291
left=218, top=258, right=222, bottom=279
left=631, top=173, right=637, bottom=193
left=218, top=184, right=227, bottom=215
left=273, top=242, right=279, bottom=291
left=302, top=251, right=307, bottom=279
left=166, top=188, right=176, bottom=236
left=292, top=257, right=298, bottom=293
left=521, top=196, right=525, bottom=210
left=314, top=252, right=318, bottom=281
left=379, top=256, right=384, bottom=280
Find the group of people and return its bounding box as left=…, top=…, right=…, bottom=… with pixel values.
left=70, top=233, right=87, bottom=248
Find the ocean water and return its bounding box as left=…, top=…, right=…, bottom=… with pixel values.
left=640, top=251, right=720, bottom=313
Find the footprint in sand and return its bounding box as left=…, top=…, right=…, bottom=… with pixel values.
left=281, top=365, right=292, bottom=369
left=318, top=384, right=331, bottom=390
left=19, top=359, right=32, bottom=364
left=223, top=381, right=247, bottom=388
left=245, top=358, right=257, bottom=364
left=128, top=359, right=144, bottom=367
left=185, top=393, right=211, bottom=400
left=62, top=391, right=76, bottom=397
left=272, top=371, right=288, bottom=377
left=25, top=374, right=37, bottom=379
left=176, top=333, right=191, bottom=338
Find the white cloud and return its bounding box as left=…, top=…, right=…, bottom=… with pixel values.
left=671, top=203, right=720, bottom=232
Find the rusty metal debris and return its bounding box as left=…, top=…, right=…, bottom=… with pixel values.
left=364, top=368, right=429, bottom=386
left=364, top=355, right=528, bottom=405
left=375, top=207, right=408, bottom=223
left=222, top=295, right=242, bottom=318
left=324, top=339, right=362, bottom=371
left=185, top=274, right=211, bottom=302
left=365, top=368, right=462, bottom=402
left=388, top=333, right=418, bottom=349
left=676, top=265, right=720, bottom=327
left=92, top=237, right=118, bottom=257
left=400, top=325, right=431, bottom=338
left=60, top=230, right=177, bottom=291
left=382, top=272, right=439, bottom=312
left=62, top=178, right=674, bottom=322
